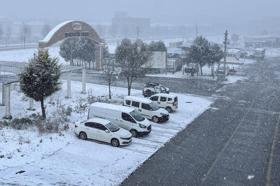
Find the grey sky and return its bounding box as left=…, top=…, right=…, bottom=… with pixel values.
left=0, top=0, right=279, bottom=25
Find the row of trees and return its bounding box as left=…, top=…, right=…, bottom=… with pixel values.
left=59, top=37, right=96, bottom=68
left=59, top=37, right=110, bottom=69
left=187, top=36, right=224, bottom=76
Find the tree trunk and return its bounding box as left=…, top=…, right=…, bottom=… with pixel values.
left=127, top=77, right=132, bottom=96
left=200, top=64, right=203, bottom=76
left=108, top=81, right=112, bottom=99
left=211, top=64, right=215, bottom=78
left=40, top=98, right=46, bottom=120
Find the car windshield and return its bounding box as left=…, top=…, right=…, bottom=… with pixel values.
left=130, top=110, right=145, bottom=122
left=105, top=122, right=120, bottom=132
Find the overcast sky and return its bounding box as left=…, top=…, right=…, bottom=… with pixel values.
left=0, top=0, right=279, bottom=25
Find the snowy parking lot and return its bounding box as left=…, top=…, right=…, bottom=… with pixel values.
left=0, top=81, right=213, bottom=185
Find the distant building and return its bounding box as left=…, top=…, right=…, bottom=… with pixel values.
left=244, top=36, right=280, bottom=48
left=111, top=12, right=151, bottom=38
left=142, top=51, right=167, bottom=73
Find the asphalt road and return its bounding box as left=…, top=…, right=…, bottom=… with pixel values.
left=121, top=58, right=280, bottom=186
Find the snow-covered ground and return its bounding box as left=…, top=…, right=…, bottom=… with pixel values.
left=0, top=81, right=213, bottom=186
left=0, top=47, right=67, bottom=64
left=224, top=75, right=248, bottom=84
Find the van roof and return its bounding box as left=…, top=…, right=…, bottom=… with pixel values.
left=153, top=93, right=177, bottom=98
left=86, top=117, right=111, bottom=125
left=90, top=102, right=135, bottom=113
left=125, top=96, right=152, bottom=104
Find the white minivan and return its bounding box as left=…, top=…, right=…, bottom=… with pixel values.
left=88, top=102, right=152, bottom=137
left=123, top=96, right=169, bottom=123
left=74, top=117, right=132, bottom=147
left=150, top=93, right=178, bottom=113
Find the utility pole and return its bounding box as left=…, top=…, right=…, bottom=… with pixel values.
left=195, top=24, right=198, bottom=38
left=223, top=30, right=228, bottom=76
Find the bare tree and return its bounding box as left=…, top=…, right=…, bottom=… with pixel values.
left=116, top=39, right=151, bottom=95
left=5, top=25, right=11, bottom=46
left=103, top=59, right=116, bottom=99
left=20, top=23, right=31, bottom=47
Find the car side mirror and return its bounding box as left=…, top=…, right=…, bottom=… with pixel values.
left=105, top=130, right=110, bottom=133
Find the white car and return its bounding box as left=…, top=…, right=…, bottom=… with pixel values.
left=124, top=96, right=169, bottom=123
left=74, top=117, right=132, bottom=147
left=150, top=93, right=178, bottom=113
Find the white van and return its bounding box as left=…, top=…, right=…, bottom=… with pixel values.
left=88, top=102, right=152, bottom=137
left=123, top=96, right=169, bottom=123
left=150, top=93, right=178, bottom=113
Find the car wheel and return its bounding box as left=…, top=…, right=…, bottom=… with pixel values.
left=79, top=132, right=87, bottom=140
left=130, top=129, right=138, bottom=137
left=111, top=138, right=120, bottom=147
left=152, top=116, right=159, bottom=123
left=166, top=107, right=173, bottom=113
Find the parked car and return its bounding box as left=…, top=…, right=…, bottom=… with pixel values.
left=216, top=68, right=229, bottom=76
left=143, top=82, right=170, bottom=97
left=228, top=67, right=237, bottom=75
left=184, top=67, right=197, bottom=76
left=74, top=117, right=132, bottom=147
left=123, top=96, right=169, bottom=123
left=88, top=102, right=152, bottom=137
left=150, top=93, right=178, bottom=113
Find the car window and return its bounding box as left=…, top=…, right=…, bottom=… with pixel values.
left=105, top=122, right=120, bottom=132
left=132, top=101, right=140, bottom=108
left=125, top=100, right=131, bottom=105
left=142, top=103, right=152, bottom=110
left=94, top=123, right=107, bottom=131
left=85, top=122, right=94, bottom=128
left=122, top=112, right=136, bottom=123
left=168, top=98, right=172, bottom=101
left=160, top=96, right=167, bottom=102
left=150, top=96, right=158, bottom=101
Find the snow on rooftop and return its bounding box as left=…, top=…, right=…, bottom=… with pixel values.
left=90, top=102, right=134, bottom=113
left=86, top=117, right=110, bottom=125
left=41, top=20, right=74, bottom=43
left=125, top=96, right=152, bottom=104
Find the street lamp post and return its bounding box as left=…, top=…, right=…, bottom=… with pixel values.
left=223, top=30, right=229, bottom=77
